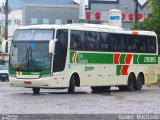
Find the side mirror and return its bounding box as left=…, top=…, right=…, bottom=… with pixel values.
left=1, top=40, right=7, bottom=54
left=1, top=39, right=11, bottom=54
left=49, top=39, right=57, bottom=54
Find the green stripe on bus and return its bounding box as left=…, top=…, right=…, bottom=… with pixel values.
left=9, top=69, right=51, bottom=75
left=70, top=52, right=158, bottom=65
left=9, top=69, right=16, bottom=74
left=133, top=55, right=139, bottom=64
left=70, top=52, right=113, bottom=64
left=119, top=54, right=126, bottom=64
left=116, top=65, right=122, bottom=75
left=133, top=55, right=158, bottom=64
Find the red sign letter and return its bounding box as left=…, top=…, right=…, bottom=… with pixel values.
left=86, top=11, right=91, bottom=20
left=95, top=12, right=101, bottom=21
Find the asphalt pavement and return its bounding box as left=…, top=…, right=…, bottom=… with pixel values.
left=0, top=82, right=160, bottom=115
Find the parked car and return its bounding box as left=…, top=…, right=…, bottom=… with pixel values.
left=0, top=65, right=9, bottom=82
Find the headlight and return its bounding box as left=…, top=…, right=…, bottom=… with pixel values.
left=9, top=74, right=15, bottom=77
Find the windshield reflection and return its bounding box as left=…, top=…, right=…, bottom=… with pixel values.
left=9, top=29, right=54, bottom=71
left=9, top=41, right=52, bottom=71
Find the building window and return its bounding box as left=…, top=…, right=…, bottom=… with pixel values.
left=67, top=20, right=72, bottom=24
left=55, top=19, right=62, bottom=25
left=43, top=18, right=49, bottom=24
left=31, top=18, right=38, bottom=25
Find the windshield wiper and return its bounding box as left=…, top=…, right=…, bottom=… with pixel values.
left=26, top=42, right=33, bottom=70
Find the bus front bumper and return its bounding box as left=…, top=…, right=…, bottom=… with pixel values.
left=9, top=76, right=59, bottom=88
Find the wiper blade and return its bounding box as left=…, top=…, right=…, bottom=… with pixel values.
left=26, top=42, right=32, bottom=70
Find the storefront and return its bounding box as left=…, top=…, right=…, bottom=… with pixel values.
left=84, top=0, right=150, bottom=29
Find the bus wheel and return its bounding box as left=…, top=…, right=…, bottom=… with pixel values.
left=119, top=74, right=135, bottom=91
left=32, top=88, right=40, bottom=94
left=68, top=75, right=75, bottom=93
left=134, top=74, right=143, bottom=90
left=2, top=78, right=9, bottom=82
left=127, top=73, right=135, bottom=91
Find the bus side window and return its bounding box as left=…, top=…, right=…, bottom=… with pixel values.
left=93, top=32, right=99, bottom=50
left=112, top=35, right=121, bottom=52
left=70, top=34, right=78, bottom=50
left=114, top=34, right=124, bottom=52
left=100, top=32, right=110, bottom=51
left=138, top=39, right=144, bottom=53
left=148, top=36, right=156, bottom=53
left=135, top=36, right=147, bottom=53
left=84, top=32, right=93, bottom=50
left=128, top=36, right=136, bottom=52
left=70, top=30, right=84, bottom=51
left=120, top=35, right=125, bottom=52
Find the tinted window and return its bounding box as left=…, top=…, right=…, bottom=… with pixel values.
left=70, top=30, right=157, bottom=54
left=13, top=29, right=54, bottom=41
left=99, top=32, right=112, bottom=51
left=70, top=30, right=84, bottom=50
left=53, top=29, right=68, bottom=72
left=148, top=36, right=156, bottom=53
left=131, top=36, right=147, bottom=53
left=112, top=34, right=125, bottom=52
left=84, top=31, right=99, bottom=51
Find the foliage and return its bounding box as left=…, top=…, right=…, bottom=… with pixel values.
left=158, top=75, right=160, bottom=82
left=132, top=0, right=160, bottom=54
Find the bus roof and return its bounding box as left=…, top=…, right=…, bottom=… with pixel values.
left=18, top=24, right=122, bottom=30
left=18, top=24, right=156, bottom=36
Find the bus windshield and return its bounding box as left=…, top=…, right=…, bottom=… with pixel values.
left=9, top=29, right=54, bottom=71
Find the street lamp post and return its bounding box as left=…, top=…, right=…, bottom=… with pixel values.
left=5, top=0, right=8, bottom=40
left=135, top=0, right=138, bottom=23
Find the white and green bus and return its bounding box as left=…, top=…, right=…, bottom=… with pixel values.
left=4, top=24, right=158, bottom=94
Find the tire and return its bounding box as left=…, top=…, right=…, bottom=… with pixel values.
left=2, top=78, right=9, bottom=82
left=32, top=88, right=40, bottom=94
left=119, top=74, right=135, bottom=91
left=2, top=79, right=5, bottom=82
left=134, top=74, right=143, bottom=90
left=127, top=73, right=135, bottom=91
left=68, top=75, right=75, bottom=93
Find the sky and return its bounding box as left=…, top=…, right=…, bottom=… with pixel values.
left=0, top=0, right=5, bottom=5
left=0, top=0, right=73, bottom=10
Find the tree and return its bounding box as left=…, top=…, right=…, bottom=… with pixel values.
left=133, top=0, right=160, bottom=54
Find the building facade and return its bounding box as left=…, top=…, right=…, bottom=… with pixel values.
left=0, top=0, right=77, bottom=37
left=86, top=0, right=150, bottom=30
left=0, top=0, right=151, bottom=37
left=23, top=4, right=79, bottom=26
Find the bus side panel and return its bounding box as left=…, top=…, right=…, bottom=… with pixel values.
left=83, top=64, right=126, bottom=86
left=83, top=65, right=119, bottom=86
left=145, top=65, right=157, bottom=84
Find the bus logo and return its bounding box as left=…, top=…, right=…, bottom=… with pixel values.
left=72, top=51, right=78, bottom=64
left=16, top=71, right=22, bottom=76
